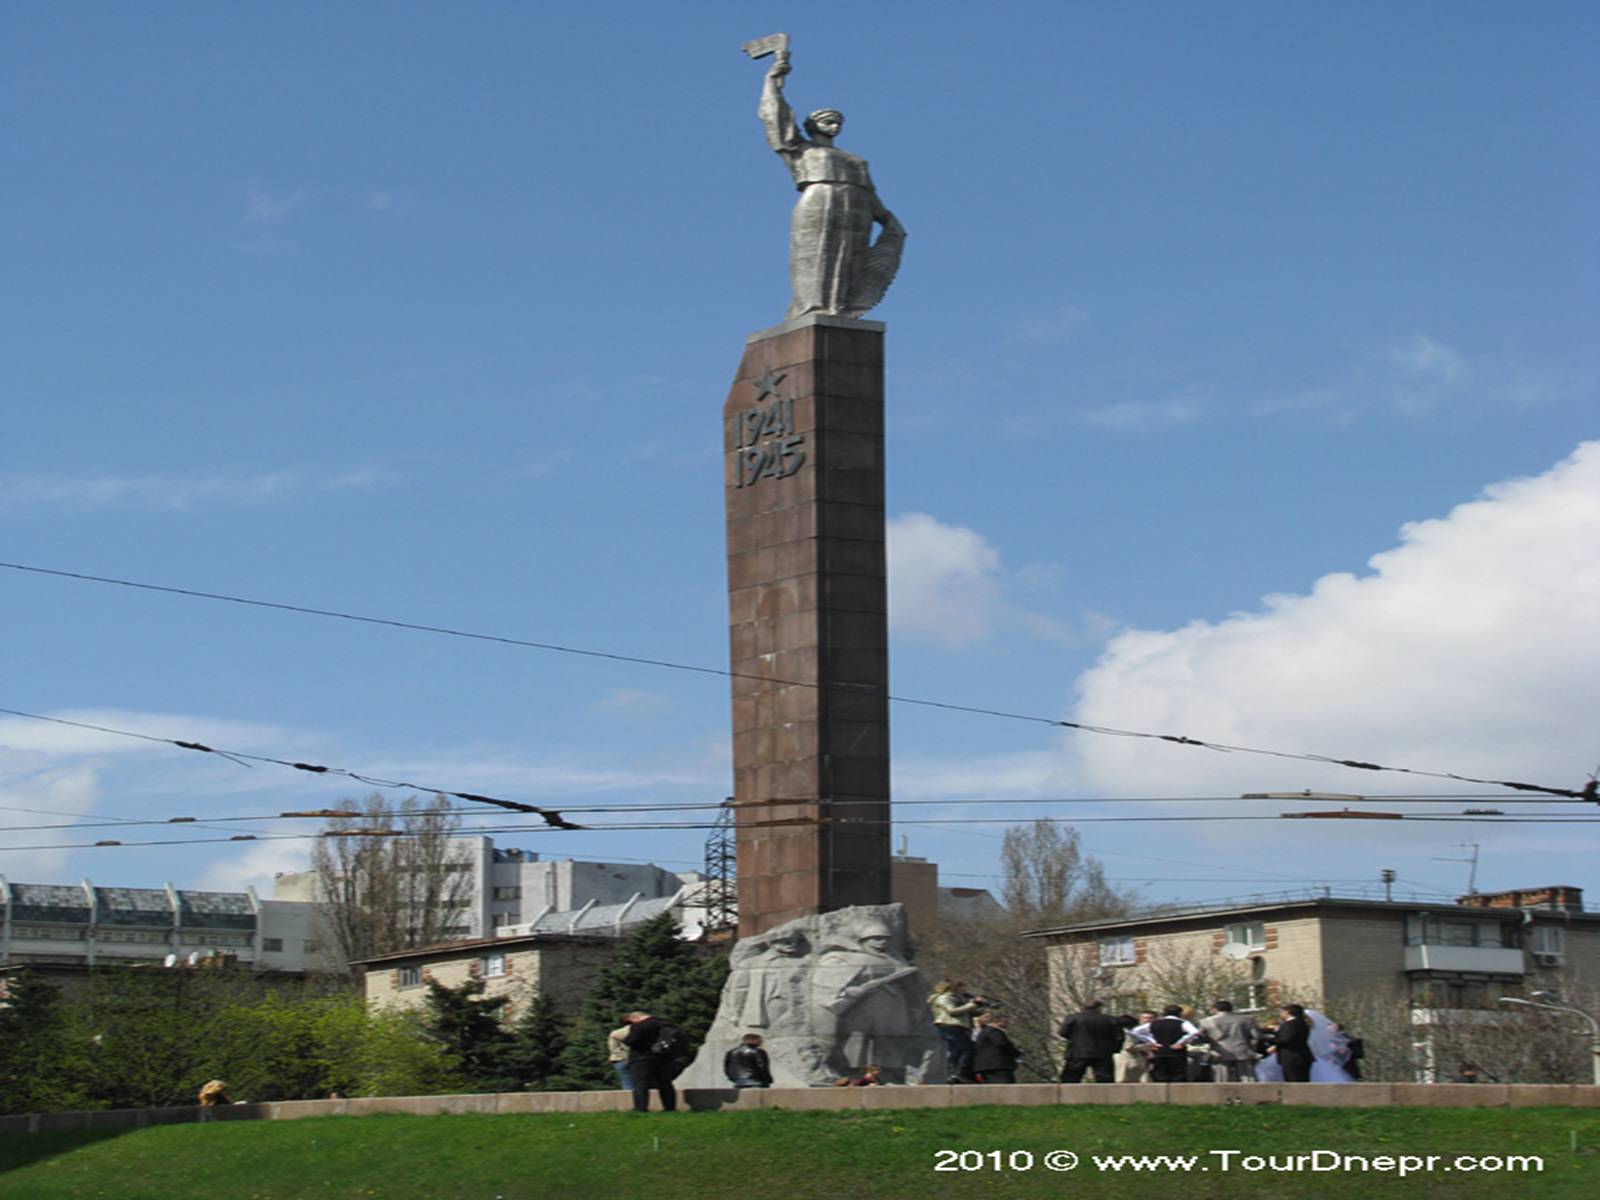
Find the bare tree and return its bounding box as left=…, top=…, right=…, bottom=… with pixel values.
left=1000, top=820, right=1128, bottom=923
left=1326, top=984, right=1600, bottom=1084
left=914, top=820, right=1139, bottom=1078
left=1137, top=941, right=1252, bottom=1016
left=310, top=794, right=477, bottom=974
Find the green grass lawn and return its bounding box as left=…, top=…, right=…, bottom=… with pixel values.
left=1, top=1106, right=1596, bottom=1200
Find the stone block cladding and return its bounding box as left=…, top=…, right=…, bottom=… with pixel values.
left=724, top=318, right=891, bottom=937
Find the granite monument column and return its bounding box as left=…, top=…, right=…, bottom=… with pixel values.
left=724, top=313, right=892, bottom=938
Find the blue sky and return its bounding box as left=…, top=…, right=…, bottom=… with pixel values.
left=3, top=2, right=1596, bottom=910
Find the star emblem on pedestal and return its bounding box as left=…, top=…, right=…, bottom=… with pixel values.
left=752, top=369, right=787, bottom=401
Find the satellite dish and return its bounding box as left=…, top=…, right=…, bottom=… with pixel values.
left=1220, top=943, right=1251, bottom=961
left=163, top=954, right=178, bottom=968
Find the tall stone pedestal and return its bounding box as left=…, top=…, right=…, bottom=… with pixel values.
left=724, top=314, right=891, bottom=939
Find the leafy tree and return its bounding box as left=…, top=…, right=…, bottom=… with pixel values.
left=497, top=993, right=570, bottom=1091
left=420, top=977, right=514, bottom=1091
left=555, top=913, right=728, bottom=1089
left=339, top=1004, right=465, bottom=1097
left=0, top=970, right=88, bottom=1114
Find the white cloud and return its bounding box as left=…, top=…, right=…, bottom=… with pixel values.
left=1069, top=441, right=1600, bottom=798
left=887, top=513, right=1107, bottom=649
left=1074, top=397, right=1206, bottom=431
left=193, top=837, right=312, bottom=895
left=1389, top=333, right=1465, bottom=384
left=895, top=748, right=1078, bottom=801
left=245, top=185, right=311, bottom=223
left=887, top=513, right=1005, bottom=646
left=0, top=765, right=103, bottom=876
left=1254, top=332, right=1580, bottom=423
left=1017, top=304, right=1091, bottom=344
left=0, top=709, right=293, bottom=759
left=594, top=688, right=675, bottom=715
left=363, top=189, right=408, bottom=213
left=0, top=467, right=391, bottom=513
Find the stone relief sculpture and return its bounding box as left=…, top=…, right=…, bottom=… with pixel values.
left=677, top=904, right=941, bottom=1089
left=743, top=34, right=906, bottom=321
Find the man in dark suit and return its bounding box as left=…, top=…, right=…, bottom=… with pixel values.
left=1058, top=998, right=1125, bottom=1083
left=1271, top=1004, right=1313, bottom=1083
left=973, top=1014, right=1022, bottom=1083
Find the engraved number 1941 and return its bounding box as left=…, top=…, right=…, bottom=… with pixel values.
left=734, top=398, right=806, bottom=487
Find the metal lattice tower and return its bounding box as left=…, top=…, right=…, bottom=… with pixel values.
left=701, top=800, right=737, bottom=936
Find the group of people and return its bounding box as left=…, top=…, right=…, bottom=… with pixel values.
left=620, top=989, right=1365, bottom=1110
left=929, top=978, right=1028, bottom=1083
left=609, top=1010, right=701, bottom=1113
left=927, top=982, right=1365, bottom=1086
left=1056, top=998, right=1364, bottom=1085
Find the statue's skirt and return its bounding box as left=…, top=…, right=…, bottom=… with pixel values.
left=788, top=183, right=874, bottom=320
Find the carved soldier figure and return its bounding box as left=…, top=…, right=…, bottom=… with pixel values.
left=727, top=926, right=813, bottom=1033
left=754, top=41, right=905, bottom=320
left=814, top=916, right=922, bottom=1079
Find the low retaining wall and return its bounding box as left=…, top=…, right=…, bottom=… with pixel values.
left=4, top=1082, right=1596, bottom=1133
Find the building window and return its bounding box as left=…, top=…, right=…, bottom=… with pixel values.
left=303, top=939, right=322, bottom=953
left=1406, top=915, right=1516, bottom=948
left=482, top=952, right=506, bottom=978
left=261, top=937, right=284, bottom=953
left=1232, top=958, right=1268, bottom=1011
left=492, top=912, right=522, bottom=928
left=1223, top=921, right=1266, bottom=951
left=1529, top=926, right=1565, bottom=963
left=492, top=886, right=522, bottom=901
left=398, top=966, right=422, bottom=989
left=1098, top=936, right=1136, bottom=966
left=97, top=930, right=169, bottom=944
left=1232, top=984, right=1268, bottom=1012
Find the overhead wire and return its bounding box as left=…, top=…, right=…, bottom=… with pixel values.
left=3, top=560, right=1594, bottom=801
left=2, top=704, right=1592, bottom=834
left=0, top=787, right=1575, bottom=836
left=2, top=811, right=1594, bottom=855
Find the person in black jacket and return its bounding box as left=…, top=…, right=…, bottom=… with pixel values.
left=972, top=1014, right=1022, bottom=1084
left=1271, top=1004, right=1313, bottom=1083
left=1058, top=998, right=1125, bottom=1083
left=724, top=1033, right=774, bottom=1089
left=623, top=1010, right=679, bottom=1112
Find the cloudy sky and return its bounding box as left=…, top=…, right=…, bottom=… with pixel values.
left=3, top=2, right=1596, bottom=909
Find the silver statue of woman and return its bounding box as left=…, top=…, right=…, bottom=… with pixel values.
left=750, top=38, right=906, bottom=321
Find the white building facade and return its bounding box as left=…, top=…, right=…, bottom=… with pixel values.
left=273, top=837, right=701, bottom=941
left=0, top=877, right=326, bottom=973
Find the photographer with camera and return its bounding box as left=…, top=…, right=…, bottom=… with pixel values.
left=927, top=979, right=989, bottom=1084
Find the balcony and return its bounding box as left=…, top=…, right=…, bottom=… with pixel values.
left=1403, top=944, right=1524, bottom=974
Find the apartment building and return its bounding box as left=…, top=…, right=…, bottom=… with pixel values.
left=0, top=877, right=327, bottom=973
left=1026, top=884, right=1595, bottom=1017
left=273, top=837, right=700, bottom=941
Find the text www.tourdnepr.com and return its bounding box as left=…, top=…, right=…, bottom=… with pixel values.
left=932, top=1149, right=1544, bottom=1177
